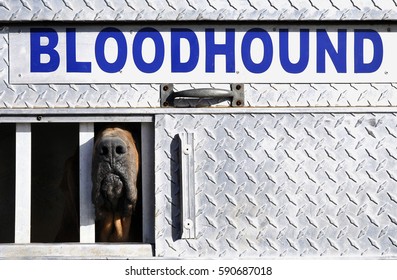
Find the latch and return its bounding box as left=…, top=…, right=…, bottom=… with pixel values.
left=161, top=84, right=244, bottom=107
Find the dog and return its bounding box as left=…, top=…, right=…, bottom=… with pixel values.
left=56, top=126, right=139, bottom=242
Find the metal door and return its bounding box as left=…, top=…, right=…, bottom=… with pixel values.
left=155, top=112, right=397, bottom=258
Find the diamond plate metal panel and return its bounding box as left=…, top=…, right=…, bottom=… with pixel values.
left=3, top=25, right=397, bottom=109
left=245, top=83, right=397, bottom=107
left=155, top=113, right=397, bottom=258
left=1, top=0, right=397, bottom=21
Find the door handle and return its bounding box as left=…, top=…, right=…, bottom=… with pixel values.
left=161, top=84, right=244, bottom=107
left=178, top=132, right=196, bottom=239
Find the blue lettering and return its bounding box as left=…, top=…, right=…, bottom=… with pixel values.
left=354, top=29, right=383, bottom=73
left=280, top=29, right=309, bottom=74
left=30, top=28, right=60, bottom=72
left=66, top=28, right=91, bottom=72
left=317, top=29, right=347, bottom=73
left=205, top=28, right=235, bottom=73
left=171, top=28, right=199, bottom=73
left=133, top=28, right=164, bottom=73
left=241, top=28, right=273, bottom=74
left=95, top=27, right=127, bottom=73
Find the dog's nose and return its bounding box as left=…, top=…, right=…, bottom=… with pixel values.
left=97, top=137, right=127, bottom=160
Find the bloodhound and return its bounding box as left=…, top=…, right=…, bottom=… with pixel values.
left=56, top=126, right=139, bottom=242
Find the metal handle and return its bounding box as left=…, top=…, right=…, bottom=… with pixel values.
left=161, top=84, right=244, bottom=107
left=178, top=132, right=196, bottom=239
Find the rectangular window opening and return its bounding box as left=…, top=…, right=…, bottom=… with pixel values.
left=28, top=122, right=149, bottom=244
left=0, top=119, right=154, bottom=258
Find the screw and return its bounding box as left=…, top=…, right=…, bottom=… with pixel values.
left=37, top=116, right=42, bottom=121
left=163, top=101, right=169, bottom=107
left=236, top=100, right=242, bottom=106
left=163, top=85, right=169, bottom=92
left=236, top=84, right=242, bottom=91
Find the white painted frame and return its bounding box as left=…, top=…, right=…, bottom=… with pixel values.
left=79, top=123, right=95, bottom=243
left=14, top=123, right=31, bottom=244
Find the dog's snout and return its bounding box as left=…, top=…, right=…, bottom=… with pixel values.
left=97, top=137, right=127, bottom=159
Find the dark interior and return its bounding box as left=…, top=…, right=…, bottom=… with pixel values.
left=31, top=123, right=79, bottom=242
left=0, top=124, right=16, bottom=243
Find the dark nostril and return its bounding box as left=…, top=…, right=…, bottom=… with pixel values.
left=100, top=146, right=109, bottom=156
left=115, top=145, right=126, bottom=155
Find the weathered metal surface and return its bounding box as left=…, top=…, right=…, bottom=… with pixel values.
left=155, top=113, right=397, bottom=258
left=1, top=0, right=397, bottom=21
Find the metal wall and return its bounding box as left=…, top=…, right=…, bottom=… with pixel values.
left=1, top=0, right=397, bottom=259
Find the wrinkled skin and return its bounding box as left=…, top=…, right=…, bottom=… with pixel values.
left=92, top=127, right=139, bottom=242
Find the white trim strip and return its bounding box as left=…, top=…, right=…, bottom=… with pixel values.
left=14, top=123, right=31, bottom=244
left=79, top=123, right=95, bottom=243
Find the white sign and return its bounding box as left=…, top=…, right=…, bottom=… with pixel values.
left=9, top=25, right=394, bottom=84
